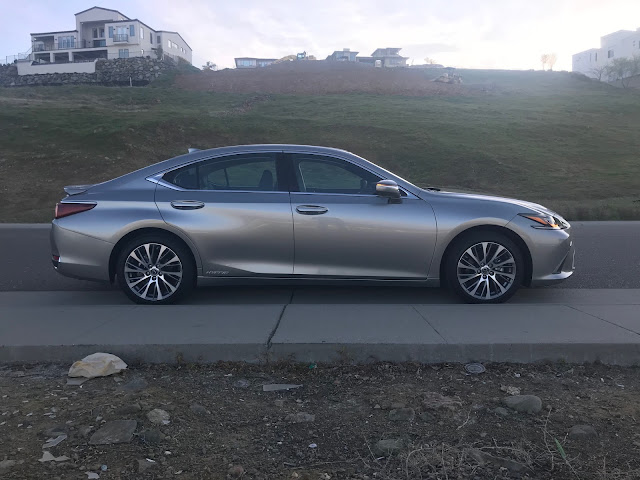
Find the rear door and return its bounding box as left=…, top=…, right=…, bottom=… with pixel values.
left=155, top=152, right=294, bottom=277
left=288, top=153, right=437, bottom=278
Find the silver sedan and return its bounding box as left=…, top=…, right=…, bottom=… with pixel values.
left=51, top=145, right=574, bottom=304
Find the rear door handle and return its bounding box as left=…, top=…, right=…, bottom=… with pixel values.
left=296, top=205, right=328, bottom=215
left=171, top=200, right=205, bottom=210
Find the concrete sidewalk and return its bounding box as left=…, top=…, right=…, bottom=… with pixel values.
left=1, top=289, right=639, bottom=365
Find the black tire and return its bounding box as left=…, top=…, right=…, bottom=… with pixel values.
left=446, top=230, right=524, bottom=304
left=116, top=234, right=196, bottom=305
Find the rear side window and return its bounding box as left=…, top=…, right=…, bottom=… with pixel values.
left=162, top=153, right=278, bottom=191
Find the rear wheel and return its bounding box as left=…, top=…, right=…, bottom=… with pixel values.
left=446, top=231, right=524, bottom=304
left=117, top=234, right=195, bottom=305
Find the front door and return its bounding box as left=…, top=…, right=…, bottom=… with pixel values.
left=289, top=153, right=437, bottom=278
left=155, top=152, right=294, bottom=277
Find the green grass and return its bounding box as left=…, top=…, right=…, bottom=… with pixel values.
left=1, top=69, right=639, bottom=222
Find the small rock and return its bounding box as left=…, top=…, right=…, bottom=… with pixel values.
left=89, top=420, right=137, bottom=445
left=285, top=412, right=315, bottom=423
left=233, top=379, right=250, bottom=388
left=138, top=458, right=157, bottom=473
left=500, top=385, right=521, bottom=396
left=139, top=429, right=165, bottom=444
left=228, top=465, right=244, bottom=477
left=569, top=424, right=598, bottom=439
left=147, top=409, right=170, bottom=425
left=493, top=407, right=509, bottom=417
left=0, top=459, right=17, bottom=471
left=502, top=395, right=542, bottom=414
left=263, top=384, right=302, bottom=392
left=274, top=399, right=285, bottom=408
left=42, top=434, right=67, bottom=449
left=467, top=448, right=527, bottom=472
left=388, top=408, right=415, bottom=422
left=190, top=404, right=209, bottom=415
left=78, top=425, right=94, bottom=438
left=373, top=439, right=403, bottom=456
left=38, top=452, right=70, bottom=463
left=118, top=377, right=148, bottom=393
left=422, top=392, right=462, bottom=410
left=115, top=403, right=141, bottom=415
left=419, top=411, right=435, bottom=422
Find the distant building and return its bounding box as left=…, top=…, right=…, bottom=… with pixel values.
left=573, top=28, right=640, bottom=77
left=234, top=57, right=277, bottom=68
left=28, top=6, right=191, bottom=66
left=326, top=48, right=358, bottom=61
left=356, top=48, right=408, bottom=67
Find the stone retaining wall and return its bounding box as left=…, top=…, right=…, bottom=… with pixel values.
left=1, top=57, right=177, bottom=87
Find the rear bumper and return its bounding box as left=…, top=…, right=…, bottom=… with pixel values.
left=50, top=222, right=113, bottom=282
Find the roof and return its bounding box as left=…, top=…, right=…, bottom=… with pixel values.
left=157, top=31, right=192, bottom=51
left=75, top=6, right=129, bottom=19
left=31, top=30, right=77, bottom=36
left=103, top=18, right=158, bottom=33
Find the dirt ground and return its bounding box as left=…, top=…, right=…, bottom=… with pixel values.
left=1, top=361, right=639, bottom=480
left=174, top=61, right=476, bottom=96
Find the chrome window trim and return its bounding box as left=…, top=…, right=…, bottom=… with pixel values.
left=291, top=190, right=417, bottom=200
left=148, top=173, right=288, bottom=195
left=146, top=148, right=417, bottom=199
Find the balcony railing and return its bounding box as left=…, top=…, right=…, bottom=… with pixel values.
left=113, top=34, right=129, bottom=43
left=33, top=40, right=110, bottom=52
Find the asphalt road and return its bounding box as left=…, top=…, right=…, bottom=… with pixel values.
left=1, top=222, right=639, bottom=300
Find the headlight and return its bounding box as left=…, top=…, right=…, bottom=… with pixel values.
left=519, top=213, right=569, bottom=230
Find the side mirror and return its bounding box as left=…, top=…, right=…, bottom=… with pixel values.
left=376, top=179, right=401, bottom=199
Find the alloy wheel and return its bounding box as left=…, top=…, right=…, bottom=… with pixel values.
left=124, top=243, right=183, bottom=301
left=456, top=241, right=517, bottom=300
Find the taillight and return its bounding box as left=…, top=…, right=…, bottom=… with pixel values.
left=54, top=202, right=96, bottom=219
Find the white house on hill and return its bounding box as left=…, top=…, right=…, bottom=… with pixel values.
left=26, top=6, right=191, bottom=73
left=573, top=28, right=640, bottom=77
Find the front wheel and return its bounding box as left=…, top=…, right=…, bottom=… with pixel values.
left=116, top=234, right=196, bottom=305
left=446, top=231, right=524, bottom=304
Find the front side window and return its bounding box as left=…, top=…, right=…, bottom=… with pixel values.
left=163, top=154, right=279, bottom=192
left=293, top=154, right=380, bottom=195
left=130, top=25, right=135, bottom=37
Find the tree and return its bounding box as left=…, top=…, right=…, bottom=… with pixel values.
left=202, top=61, right=217, bottom=71
left=424, top=57, right=436, bottom=65
left=607, top=55, right=640, bottom=88
left=540, top=54, right=549, bottom=70
left=547, top=53, right=557, bottom=71
left=589, top=65, right=609, bottom=82
left=154, top=45, right=163, bottom=60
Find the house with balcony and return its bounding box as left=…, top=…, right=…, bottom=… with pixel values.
left=25, top=6, right=191, bottom=74
left=326, top=48, right=358, bottom=61
left=573, top=28, right=640, bottom=78
left=356, top=48, right=408, bottom=67
left=234, top=57, right=277, bottom=68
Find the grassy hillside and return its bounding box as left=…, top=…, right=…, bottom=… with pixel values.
left=1, top=68, right=639, bottom=222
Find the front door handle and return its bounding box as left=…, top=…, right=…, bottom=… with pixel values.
left=171, top=200, right=205, bottom=210
left=296, top=205, right=328, bottom=215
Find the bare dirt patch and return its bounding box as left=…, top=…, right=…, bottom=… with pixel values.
left=1, top=362, right=639, bottom=479
left=175, top=62, right=476, bottom=96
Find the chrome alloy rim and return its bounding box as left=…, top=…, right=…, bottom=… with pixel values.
left=457, top=242, right=516, bottom=300
left=124, top=243, right=183, bottom=301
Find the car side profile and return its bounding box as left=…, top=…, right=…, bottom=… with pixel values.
left=51, top=145, right=575, bottom=304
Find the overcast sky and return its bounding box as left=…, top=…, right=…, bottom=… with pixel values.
left=2, top=0, right=639, bottom=70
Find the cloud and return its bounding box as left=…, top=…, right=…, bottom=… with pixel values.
left=2, top=0, right=640, bottom=71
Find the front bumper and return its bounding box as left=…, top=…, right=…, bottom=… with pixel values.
left=507, top=215, right=575, bottom=287
left=50, top=222, right=113, bottom=282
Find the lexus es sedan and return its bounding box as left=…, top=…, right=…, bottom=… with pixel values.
left=51, top=145, right=574, bottom=304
